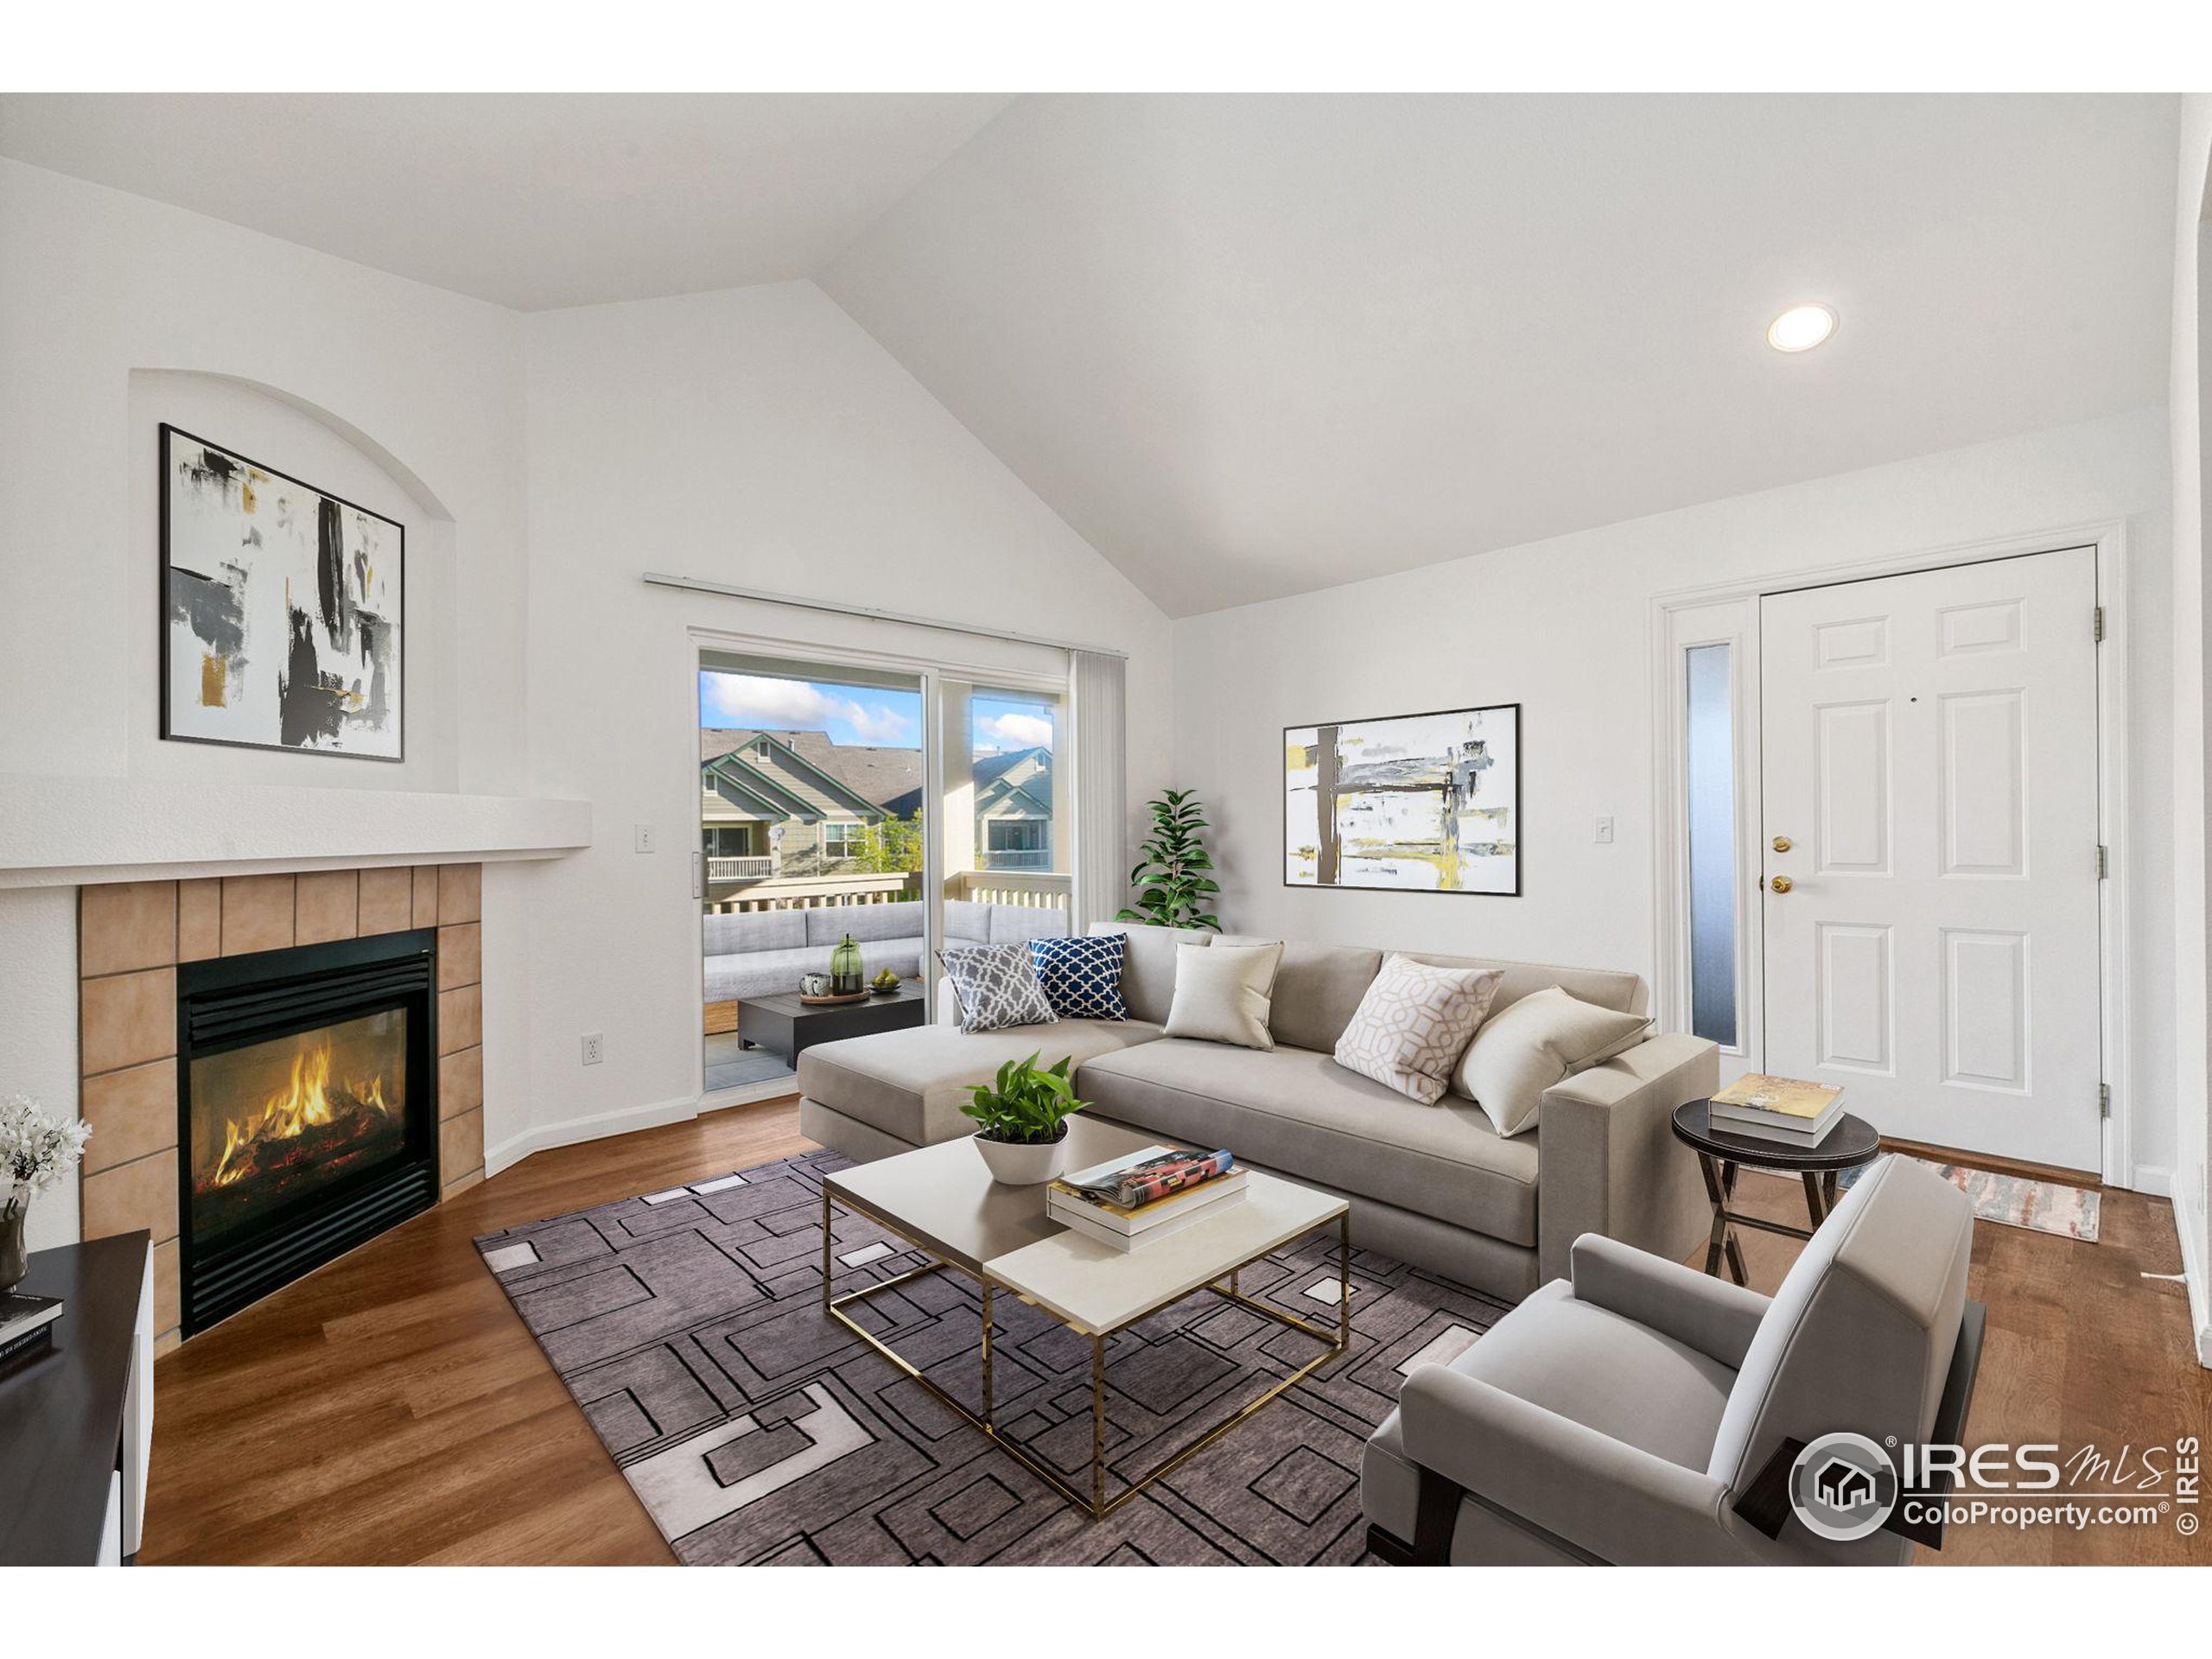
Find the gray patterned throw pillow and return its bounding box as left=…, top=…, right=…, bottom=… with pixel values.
left=1333, top=954, right=1503, bottom=1103
left=938, top=943, right=1058, bottom=1033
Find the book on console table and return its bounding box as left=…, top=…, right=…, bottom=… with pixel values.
left=0, top=1292, right=64, bottom=1370
left=1710, top=1074, right=1845, bottom=1145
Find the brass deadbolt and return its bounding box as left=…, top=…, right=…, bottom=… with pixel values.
left=1771, top=836, right=1793, bottom=854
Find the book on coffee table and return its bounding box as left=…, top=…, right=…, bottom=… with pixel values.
left=1047, top=1145, right=1249, bottom=1250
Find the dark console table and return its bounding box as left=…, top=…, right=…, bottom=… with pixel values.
left=0, top=1232, right=155, bottom=1566
left=736, top=982, right=928, bottom=1067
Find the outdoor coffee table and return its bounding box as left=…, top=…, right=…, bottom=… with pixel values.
left=736, top=981, right=925, bottom=1068
left=820, top=1116, right=1350, bottom=1519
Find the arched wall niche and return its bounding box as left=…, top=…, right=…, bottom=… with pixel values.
left=127, top=368, right=462, bottom=794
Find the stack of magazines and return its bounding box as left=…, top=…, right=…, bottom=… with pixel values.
left=1046, top=1145, right=1246, bottom=1251
left=1709, top=1074, right=1845, bottom=1146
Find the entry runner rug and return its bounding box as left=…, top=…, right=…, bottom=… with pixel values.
left=474, top=1147, right=1511, bottom=1565
left=1838, top=1155, right=2101, bottom=1242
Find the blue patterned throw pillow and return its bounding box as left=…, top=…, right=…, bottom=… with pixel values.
left=1027, top=932, right=1128, bottom=1022
left=938, top=944, right=1058, bottom=1033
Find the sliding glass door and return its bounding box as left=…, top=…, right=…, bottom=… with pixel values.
left=697, top=652, right=927, bottom=1095
left=937, top=678, right=1072, bottom=949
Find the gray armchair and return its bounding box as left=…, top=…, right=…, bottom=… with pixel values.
left=1363, top=1153, right=1980, bottom=1565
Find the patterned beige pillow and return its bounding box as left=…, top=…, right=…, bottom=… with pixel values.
left=1332, top=955, right=1504, bottom=1103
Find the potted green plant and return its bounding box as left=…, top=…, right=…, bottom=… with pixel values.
left=962, top=1052, right=1087, bottom=1185
left=1118, top=788, right=1222, bottom=931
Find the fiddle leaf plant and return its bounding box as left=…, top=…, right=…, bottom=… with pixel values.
left=1118, top=788, right=1222, bottom=931
left=962, top=1052, right=1087, bottom=1146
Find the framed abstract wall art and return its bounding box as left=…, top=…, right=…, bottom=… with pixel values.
left=161, top=424, right=405, bottom=760
left=1285, top=703, right=1520, bottom=895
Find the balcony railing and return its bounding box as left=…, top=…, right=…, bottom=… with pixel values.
left=947, top=868, right=1071, bottom=911
left=706, top=855, right=775, bottom=881
left=707, top=871, right=922, bottom=913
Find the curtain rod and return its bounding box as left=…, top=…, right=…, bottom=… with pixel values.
left=642, top=572, right=1130, bottom=660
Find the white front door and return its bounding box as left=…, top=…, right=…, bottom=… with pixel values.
left=1759, top=548, right=2102, bottom=1172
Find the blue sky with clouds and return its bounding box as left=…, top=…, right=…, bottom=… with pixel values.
left=699, top=673, right=1056, bottom=756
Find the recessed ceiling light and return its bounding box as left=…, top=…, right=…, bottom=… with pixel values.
left=1768, top=303, right=1838, bottom=353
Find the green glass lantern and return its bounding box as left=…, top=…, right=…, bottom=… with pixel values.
left=830, top=931, right=864, bottom=995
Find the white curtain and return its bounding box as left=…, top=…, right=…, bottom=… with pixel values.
left=1071, top=651, right=1128, bottom=931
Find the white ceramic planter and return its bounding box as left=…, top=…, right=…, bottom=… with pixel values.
left=972, top=1131, right=1070, bottom=1186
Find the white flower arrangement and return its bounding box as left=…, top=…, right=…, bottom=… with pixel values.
left=2, top=1094, right=92, bottom=1205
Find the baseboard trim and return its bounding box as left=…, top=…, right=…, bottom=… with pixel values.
left=484, top=1092, right=702, bottom=1178
left=2131, top=1164, right=2174, bottom=1198
left=2173, top=1185, right=2212, bottom=1370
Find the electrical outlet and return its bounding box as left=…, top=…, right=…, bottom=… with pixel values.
left=1594, top=816, right=1615, bottom=845
left=582, top=1032, right=605, bottom=1066
left=633, top=823, right=657, bottom=854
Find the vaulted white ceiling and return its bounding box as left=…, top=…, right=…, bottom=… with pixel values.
left=820, top=95, right=2177, bottom=614
left=0, top=92, right=2177, bottom=615
left=0, top=93, right=1013, bottom=310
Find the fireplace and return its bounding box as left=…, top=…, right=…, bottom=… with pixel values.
left=177, top=929, right=439, bottom=1334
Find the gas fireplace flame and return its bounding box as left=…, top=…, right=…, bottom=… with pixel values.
left=209, top=1039, right=394, bottom=1188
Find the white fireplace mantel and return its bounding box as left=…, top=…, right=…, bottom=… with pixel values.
left=0, top=773, right=593, bottom=887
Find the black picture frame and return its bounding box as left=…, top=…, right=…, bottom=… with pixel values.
left=1282, top=701, right=1523, bottom=898
left=159, top=423, right=407, bottom=762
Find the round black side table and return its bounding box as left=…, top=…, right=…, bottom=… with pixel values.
left=1669, top=1101, right=1881, bottom=1285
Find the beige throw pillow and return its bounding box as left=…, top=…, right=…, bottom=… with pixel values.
left=1454, top=986, right=1652, bottom=1136
left=1164, top=941, right=1283, bottom=1050
left=1333, top=955, right=1504, bottom=1103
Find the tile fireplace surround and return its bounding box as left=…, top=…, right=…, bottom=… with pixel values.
left=76, top=864, right=486, bottom=1353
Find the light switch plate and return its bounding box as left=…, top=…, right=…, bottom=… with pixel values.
left=1594, top=817, right=1615, bottom=844
left=633, top=823, right=656, bottom=854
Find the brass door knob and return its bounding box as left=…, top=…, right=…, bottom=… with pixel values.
left=1769, top=875, right=1794, bottom=894
left=1771, top=836, right=1793, bottom=854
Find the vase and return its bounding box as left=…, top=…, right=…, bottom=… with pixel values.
left=0, top=1200, right=28, bottom=1297
left=972, top=1130, right=1070, bottom=1186
left=830, top=932, right=864, bottom=996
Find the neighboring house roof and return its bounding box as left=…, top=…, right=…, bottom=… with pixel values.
left=699, top=729, right=889, bottom=823
left=976, top=747, right=1054, bottom=819
left=698, top=730, right=1054, bottom=823
left=703, top=728, right=924, bottom=817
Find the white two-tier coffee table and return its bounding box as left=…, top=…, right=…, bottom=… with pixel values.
left=821, top=1116, right=1350, bottom=1518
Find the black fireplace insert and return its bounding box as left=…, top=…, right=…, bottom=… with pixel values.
left=176, top=929, right=439, bottom=1335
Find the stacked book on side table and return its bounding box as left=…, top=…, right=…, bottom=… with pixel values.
left=1047, top=1145, right=1246, bottom=1251
left=1709, top=1074, right=1846, bottom=1147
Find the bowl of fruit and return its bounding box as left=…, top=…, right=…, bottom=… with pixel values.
left=870, top=969, right=904, bottom=996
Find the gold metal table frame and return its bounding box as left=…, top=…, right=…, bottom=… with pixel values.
left=821, top=1185, right=1351, bottom=1519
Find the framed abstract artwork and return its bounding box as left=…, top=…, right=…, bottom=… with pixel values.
left=160, top=424, right=405, bottom=760
left=1285, top=703, right=1520, bottom=895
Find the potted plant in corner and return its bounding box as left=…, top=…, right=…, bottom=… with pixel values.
left=962, top=1052, right=1087, bottom=1185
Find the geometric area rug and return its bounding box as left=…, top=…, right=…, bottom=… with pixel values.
left=474, top=1148, right=1514, bottom=1565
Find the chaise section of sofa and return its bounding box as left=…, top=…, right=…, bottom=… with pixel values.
left=795, top=921, right=1715, bottom=1301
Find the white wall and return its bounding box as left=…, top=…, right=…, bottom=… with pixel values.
left=0, top=159, right=537, bottom=1236
left=2168, top=95, right=2212, bottom=1358
left=1174, top=408, right=2177, bottom=1183
left=505, top=280, right=1174, bottom=1167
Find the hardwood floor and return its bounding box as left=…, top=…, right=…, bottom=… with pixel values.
left=139, top=1100, right=2210, bottom=1566
left=1707, top=1167, right=2210, bottom=1566
left=138, top=1097, right=816, bottom=1566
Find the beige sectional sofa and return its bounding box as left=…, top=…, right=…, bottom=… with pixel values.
left=796, top=923, right=1716, bottom=1300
